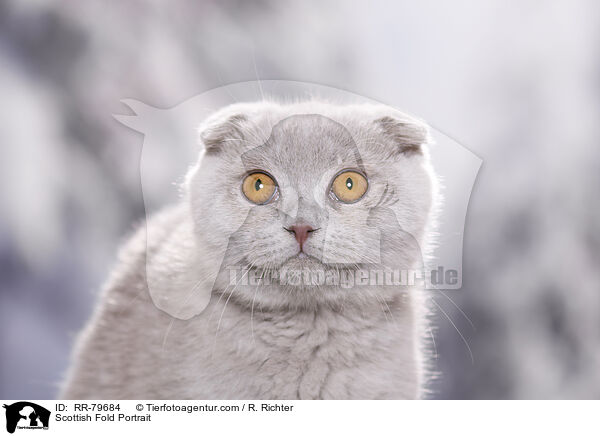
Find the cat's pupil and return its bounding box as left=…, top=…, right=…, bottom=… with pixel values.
left=255, top=179, right=263, bottom=191
left=346, top=177, right=353, bottom=190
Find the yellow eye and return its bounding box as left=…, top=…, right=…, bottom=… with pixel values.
left=331, top=171, right=368, bottom=203
left=242, top=172, right=277, bottom=204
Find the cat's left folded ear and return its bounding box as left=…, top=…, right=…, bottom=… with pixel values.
left=199, top=112, right=248, bottom=154
left=197, top=103, right=269, bottom=155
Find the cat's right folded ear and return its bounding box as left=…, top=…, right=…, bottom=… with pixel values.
left=198, top=112, right=249, bottom=154
left=373, top=114, right=430, bottom=157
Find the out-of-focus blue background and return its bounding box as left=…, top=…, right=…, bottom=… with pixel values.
left=1, top=0, right=599, bottom=399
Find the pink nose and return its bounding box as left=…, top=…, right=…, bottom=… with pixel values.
left=289, top=225, right=314, bottom=251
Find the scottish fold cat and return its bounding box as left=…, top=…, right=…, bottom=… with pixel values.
left=61, top=100, right=437, bottom=399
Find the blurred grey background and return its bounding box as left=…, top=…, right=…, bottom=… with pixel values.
left=1, top=0, right=599, bottom=399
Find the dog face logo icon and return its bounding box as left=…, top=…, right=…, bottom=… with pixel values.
left=2, top=402, right=50, bottom=433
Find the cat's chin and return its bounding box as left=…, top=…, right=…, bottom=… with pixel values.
left=281, top=252, right=323, bottom=269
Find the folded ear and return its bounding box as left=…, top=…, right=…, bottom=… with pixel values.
left=374, top=115, right=429, bottom=156
left=198, top=112, right=248, bottom=154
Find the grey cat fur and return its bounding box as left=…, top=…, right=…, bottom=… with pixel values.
left=61, top=100, right=438, bottom=399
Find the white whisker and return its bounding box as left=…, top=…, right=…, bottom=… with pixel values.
left=431, top=298, right=474, bottom=364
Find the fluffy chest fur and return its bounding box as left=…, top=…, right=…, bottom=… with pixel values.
left=61, top=206, right=421, bottom=400
left=184, top=296, right=420, bottom=399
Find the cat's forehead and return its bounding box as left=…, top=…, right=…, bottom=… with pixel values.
left=240, top=114, right=366, bottom=179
